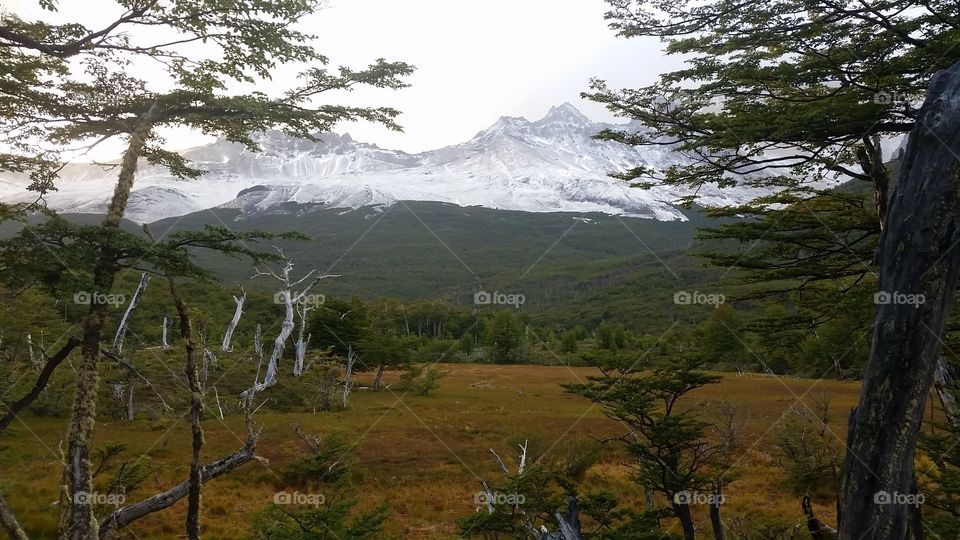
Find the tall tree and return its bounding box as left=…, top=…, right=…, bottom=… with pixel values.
left=0, top=2, right=412, bottom=537
left=587, top=0, right=960, bottom=535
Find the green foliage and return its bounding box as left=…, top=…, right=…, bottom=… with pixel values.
left=251, top=498, right=390, bottom=540
left=565, top=356, right=726, bottom=502
left=283, top=434, right=352, bottom=487
left=919, top=400, right=960, bottom=536
left=487, top=310, right=524, bottom=364
left=398, top=364, right=446, bottom=396
left=772, top=398, right=841, bottom=497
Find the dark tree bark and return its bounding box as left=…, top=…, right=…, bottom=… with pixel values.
left=840, top=61, right=960, bottom=539
left=0, top=336, right=79, bottom=433
left=673, top=501, right=695, bottom=540
left=709, top=483, right=724, bottom=540
left=373, top=364, right=385, bottom=391
left=168, top=274, right=203, bottom=540
left=803, top=495, right=838, bottom=540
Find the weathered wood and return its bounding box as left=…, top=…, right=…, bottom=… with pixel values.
left=161, top=316, right=169, bottom=349
left=840, top=61, right=960, bottom=540
left=113, top=272, right=150, bottom=353
left=220, top=287, right=245, bottom=352
left=98, top=429, right=260, bottom=538
left=241, top=258, right=334, bottom=398
left=0, top=490, right=28, bottom=540
left=100, top=350, right=172, bottom=414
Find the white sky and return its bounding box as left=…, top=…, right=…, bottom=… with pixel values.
left=5, top=0, right=679, bottom=154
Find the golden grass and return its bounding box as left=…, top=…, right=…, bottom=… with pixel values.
left=0, top=364, right=862, bottom=539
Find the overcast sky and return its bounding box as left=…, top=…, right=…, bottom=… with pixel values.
left=7, top=0, right=679, bottom=154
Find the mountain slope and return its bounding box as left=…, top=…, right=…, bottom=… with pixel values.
left=0, top=103, right=771, bottom=223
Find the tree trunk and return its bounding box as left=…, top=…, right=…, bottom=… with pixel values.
left=161, top=316, right=169, bottom=349
left=343, top=346, right=356, bottom=409
left=0, top=491, right=28, bottom=540
left=125, top=372, right=134, bottom=421
left=98, top=429, right=258, bottom=539
left=673, top=502, right=695, bottom=540
left=63, top=103, right=157, bottom=540
left=934, top=356, right=959, bottom=425
left=709, top=483, right=724, bottom=540
left=373, top=364, right=386, bottom=391
left=113, top=272, right=150, bottom=353
left=253, top=323, right=263, bottom=357
left=220, top=289, right=245, bottom=352
left=840, top=62, right=960, bottom=540
left=165, top=274, right=202, bottom=540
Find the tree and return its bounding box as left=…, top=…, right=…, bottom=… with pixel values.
left=588, top=1, right=960, bottom=535
left=0, top=2, right=412, bottom=537
left=566, top=356, right=726, bottom=540
left=360, top=333, right=414, bottom=391
left=487, top=310, right=524, bottom=364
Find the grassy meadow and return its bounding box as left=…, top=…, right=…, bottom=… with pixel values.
left=0, top=363, right=862, bottom=539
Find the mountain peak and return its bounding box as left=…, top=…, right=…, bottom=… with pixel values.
left=537, top=102, right=592, bottom=126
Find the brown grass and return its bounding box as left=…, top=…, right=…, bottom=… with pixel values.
left=0, top=364, right=862, bottom=539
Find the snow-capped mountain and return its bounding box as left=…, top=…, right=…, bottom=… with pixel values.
left=0, top=103, right=771, bottom=223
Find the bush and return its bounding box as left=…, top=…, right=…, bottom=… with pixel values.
left=399, top=364, right=446, bottom=396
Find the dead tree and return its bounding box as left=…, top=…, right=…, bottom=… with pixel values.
left=0, top=490, right=27, bottom=540
left=840, top=61, right=960, bottom=539
left=26, top=334, right=35, bottom=370
left=253, top=323, right=263, bottom=357
left=98, top=411, right=263, bottom=539
left=241, top=254, right=335, bottom=399
left=220, top=286, right=245, bottom=352
left=113, top=272, right=150, bottom=353
left=342, top=345, right=356, bottom=409
left=100, top=350, right=172, bottom=416
left=161, top=316, right=169, bottom=349
left=293, top=299, right=313, bottom=376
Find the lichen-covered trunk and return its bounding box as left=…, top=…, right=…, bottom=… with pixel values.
left=165, top=276, right=202, bottom=540
left=840, top=62, right=960, bottom=540
left=63, top=105, right=156, bottom=539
